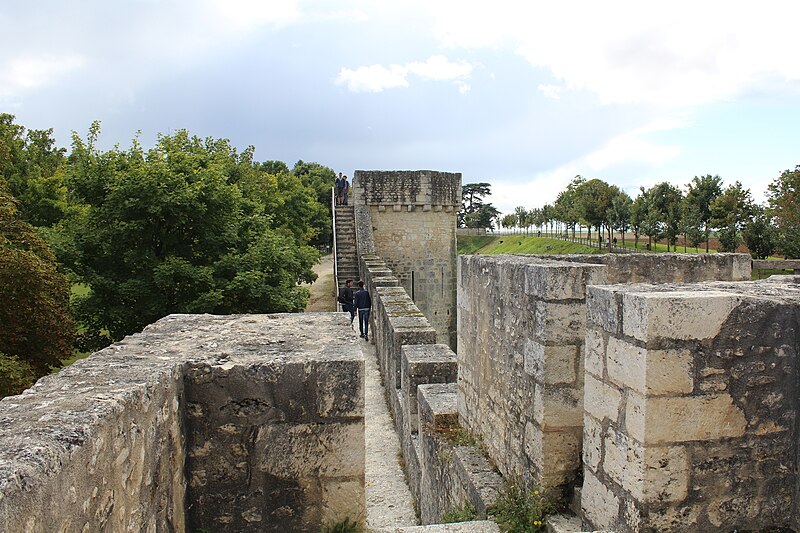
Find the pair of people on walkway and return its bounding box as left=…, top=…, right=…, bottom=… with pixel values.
left=338, top=279, right=372, bottom=340
left=335, top=172, right=350, bottom=205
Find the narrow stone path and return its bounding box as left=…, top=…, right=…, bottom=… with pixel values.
left=362, top=339, right=418, bottom=530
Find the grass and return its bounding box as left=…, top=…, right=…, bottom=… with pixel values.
left=458, top=235, right=599, bottom=255
left=426, top=418, right=478, bottom=447
left=442, top=501, right=479, bottom=523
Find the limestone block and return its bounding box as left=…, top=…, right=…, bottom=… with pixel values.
left=622, top=290, right=740, bottom=343
left=625, top=392, right=747, bottom=444
left=582, top=414, right=603, bottom=473
left=581, top=469, right=620, bottom=530
left=534, top=300, right=586, bottom=344
left=401, top=344, right=458, bottom=432
left=584, top=328, right=606, bottom=379
left=602, top=427, right=689, bottom=503
left=524, top=263, right=605, bottom=300
left=523, top=340, right=580, bottom=385
left=586, top=285, right=623, bottom=335
left=524, top=422, right=582, bottom=487
left=532, top=384, right=584, bottom=428
left=606, top=337, right=693, bottom=396
left=583, top=373, right=622, bottom=424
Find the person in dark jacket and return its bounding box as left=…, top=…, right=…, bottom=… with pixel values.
left=339, top=279, right=355, bottom=324
left=354, top=281, right=372, bottom=340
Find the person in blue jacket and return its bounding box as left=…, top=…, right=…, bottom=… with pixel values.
left=354, top=281, right=372, bottom=340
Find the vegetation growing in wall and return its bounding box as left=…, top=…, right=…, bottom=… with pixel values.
left=488, top=476, right=560, bottom=533
left=320, top=517, right=363, bottom=533
left=442, top=501, right=479, bottom=523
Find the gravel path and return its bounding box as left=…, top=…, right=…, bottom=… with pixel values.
left=363, top=339, right=418, bottom=530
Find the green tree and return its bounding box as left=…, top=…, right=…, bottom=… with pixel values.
left=648, top=182, right=683, bottom=251
left=710, top=181, right=753, bottom=252
left=290, top=160, right=334, bottom=246
left=514, top=206, right=528, bottom=234
left=680, top=201, right=705, bottom=252
left=460, top=182, right=499, bottom=229
left=0, top=179, right=75, bottom=377
left=501, top=213, right=518, bottom=232
left=608, top=189, right=632, bottom=247
left=60, top=125, right=319, bottom=346
left=555, top=175, right=585, bottom=239
left=0, top=113, right=69, bottom=227
left=742, top=205, right=777, bottom=259
left=577, top=179, right=613, bottom=245
left=767, top=165, right=800, bottom=258
left=685, top=175, right=722, bottom=252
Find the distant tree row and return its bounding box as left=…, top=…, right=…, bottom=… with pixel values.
left=0, top=113, right=334, bottom=396
left=499, top=172, right=800, bottom=259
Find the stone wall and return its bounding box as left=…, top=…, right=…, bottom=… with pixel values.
left=457, top=253, right=753, bottom=494
left=0, top=313, right=365, bottom=533
left=582, top=275, right=800, bottom=532
left=354, top=170, right=461, bottom=348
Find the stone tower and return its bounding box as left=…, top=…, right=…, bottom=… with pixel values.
left=353, top=170, right=461, bottom=348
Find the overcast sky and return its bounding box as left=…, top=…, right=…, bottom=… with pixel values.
left=3, top=1, right=800, bottom=214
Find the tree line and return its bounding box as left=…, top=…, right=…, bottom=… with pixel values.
left=497, top=173, right=799, bottom=259
left=0, top=114, right=334, bottom=396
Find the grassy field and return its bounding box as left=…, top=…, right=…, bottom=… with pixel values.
left=458, top=235, right=600, bottom=255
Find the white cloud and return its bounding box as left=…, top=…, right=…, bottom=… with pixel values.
left=202, top=0, right=302, bottom=30
left=336, top=55, right=473, bottom=92
left=538, top=84, right=562, bottom=99
left=336, top=64, right=410, bottom=92
left=417, top=0, right=800, bottom=106
left=0, top=55, right=85, bottom=97
left=491, top=116, right=687, bottom=213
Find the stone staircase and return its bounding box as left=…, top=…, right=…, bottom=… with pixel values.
left=334, top=205, right=359, bottom=290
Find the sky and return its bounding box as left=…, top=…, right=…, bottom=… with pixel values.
left=2, top=0, right=800, bottom=215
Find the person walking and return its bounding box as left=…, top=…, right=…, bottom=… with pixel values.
left=341, top=175, right=350, bottom=205
left=338, top=279, right=355, bottom=324
left=335, top=173, right=342, bottom=205
left=354, top=281, right=372, bottom=341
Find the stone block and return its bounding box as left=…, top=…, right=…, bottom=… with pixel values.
left=586, top=285, right=623, bottom=335
left=582, top=414, right=603, bottom=473
left=534, top=300, right=586, bottom=344
left=625, top=392, right=747, bottom=444
left=401, top=345, right=458, bottom=433
left=622, top=290, right=740, bottom=343
left=584, top=328, right=606, bottom=378
left=532, top=385, right=584, bottom=429
left=606, top=337, right=693, bottom=396
left=583, top=373, right=622, bottom=424
left=602, top=427, right=688, bottom=503
left=524, top=262, right=606, bottom=300
left=581, top=469, right=620, bottom=530
left=523, top=340, right=580, bottom=385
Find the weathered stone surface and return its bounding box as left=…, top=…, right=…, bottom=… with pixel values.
left=374, top=521, right=501, bottom=532
left=355, top=170, right=461, bottom=347
left=622, top=290, right=741, bottom=343
left=606, top=337, right=693, bottom=396
left=402, top=344, right=458, bottom=432
left=582, top=277, right=800, bottom=532
left=625, top=392, right=746, bottom=444
left=0, top=313, right=365, bottom=533
left=583, top=373, right=621, bottom=424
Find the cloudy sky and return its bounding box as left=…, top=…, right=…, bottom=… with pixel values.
left=3, top=0, right=800, bottom=214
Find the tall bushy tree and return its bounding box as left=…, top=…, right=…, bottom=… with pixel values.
left=577, top=179, right=613, bottom=244
left=710, top=181, right=754, bottom=252
left=648, top=182, right=683, bottom=251
left=685, top=175, right=722, bottom=252
left=608, top=189, right=632, bottom=247
left=555, top=175, right=585, bottom=239
left=742, top=205, right=777, bottom=259
left=460, top=182, right=499, bottom=229
left=0, top=179, right=75, bottom=377
left=59, top=125, right=319, bottom=346
left=0, top=114, right=69, bottom=227
left=767, top=166, right=800, bottom=258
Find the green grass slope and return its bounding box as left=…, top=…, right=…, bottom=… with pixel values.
left=458, top=235, right=600, bottom=255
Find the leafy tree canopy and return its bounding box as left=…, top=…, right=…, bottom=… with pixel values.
left=59, top=125, right=320, bottom=346
left=460, top=182, right=499, bottom=228
left=767, top=165, right=800, bottom=258
left=0, top=179, right=75, bottom=375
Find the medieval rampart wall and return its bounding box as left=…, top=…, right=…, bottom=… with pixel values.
left=0, top=314, right=364, bottom=533
left=353, top=170, right=461, bottom=348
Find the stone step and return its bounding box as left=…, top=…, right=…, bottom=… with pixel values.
left=545, top=514, right=583, bottom=533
